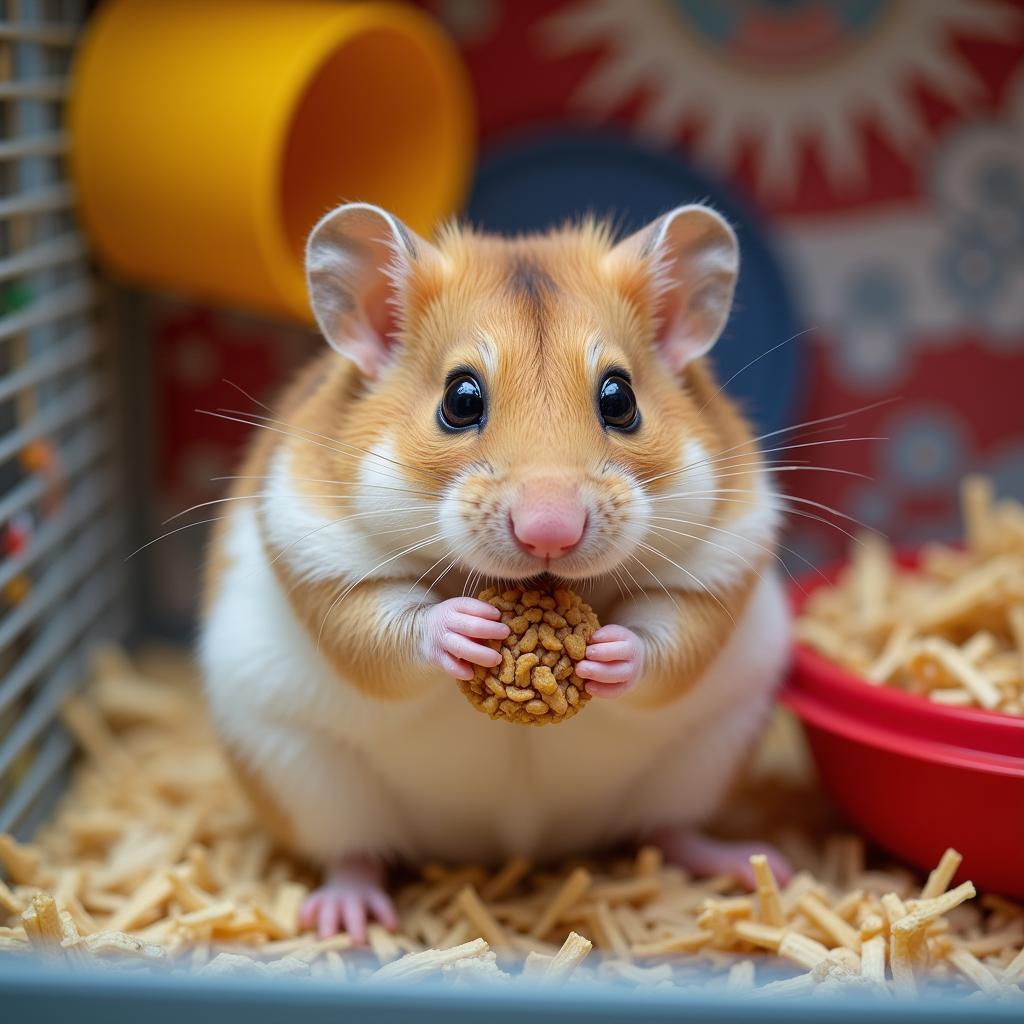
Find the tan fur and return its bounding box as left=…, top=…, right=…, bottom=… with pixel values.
left=209, top=218, right=768, bottom=702
left=629, top=572, right=759, bottom=709
left=200, top=210, right=787, bottom=866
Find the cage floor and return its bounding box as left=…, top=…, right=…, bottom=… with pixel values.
left=0, top=645, right=1022, bottom=1000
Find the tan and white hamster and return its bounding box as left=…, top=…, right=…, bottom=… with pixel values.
left=199, top=201, right=791, bottom=940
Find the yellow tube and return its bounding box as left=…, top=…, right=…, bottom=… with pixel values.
left=69, top=0, right=474, bottom=321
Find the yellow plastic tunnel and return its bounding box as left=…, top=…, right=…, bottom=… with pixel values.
left=69, top=0, right=475, bottom=322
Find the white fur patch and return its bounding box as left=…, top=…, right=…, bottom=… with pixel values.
left=637, top=438, right=780, bottom=594
left=585, top=333, right=602, bottom=377
left=200, top=488, right=790, bottom=866
left=682, top=472, right=781, bottom=592
left=260, top=442, right=443, bottom=585
left=200, top=503, right=411, bottom=859
left=476, top=333, right=498, bottom=381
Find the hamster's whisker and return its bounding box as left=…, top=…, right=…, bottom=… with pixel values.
left=423, top=554, right=461, bottom=606
left=693, top=328, right=816, bottom=420
left=672, top=492, right=866, bottom=548
left=606, top=564, right=628, bottom=602
left=638, top=398, right=897, bottom=488
left=717, top=399, right=897, bottom=468
left=643, top=434, right=884, bottom=485
left=659, top=434, right=884, bottom=483
left=649, top=513, right=824, bottom=585
left=674, top=464, right=873, bottom=485
left=642, top=454, right=807, bottom=488
left=197, top=409, right=429, bottom=489
left=124, top=516, right=232, bottom=561
left=219, top=380, right=447, bottom=494
left=135, top=500, right=439, bottom=563
left=624, top=552, right=680, bottom=612
left=208, top=473, right=443, bottom=499
left=265, top=510, right=440, bottom=577
left=638, top=436, right=884, bottom=487
left=634, top=539, right=736, bottom=624
left=742, top=397, right=898, bottom=451
left=645, top=522, right=770, bottom=589
left=357, top=519, right=444, bottom=542
left=408, top=547, right=457, bottom=603
left=199, top=409, right=406, bottom=478
left=221, top=377, right=277, bottom=416
left=162, top=492, right=437, bottom=526
left=616, top=556, right=645, bottom=600
left=316, top=533, right=447, bottom=649
left=212, top=407, right=442, bottom=483
left=645, top=516, right=809, bottom=589
left=654, top=487, right=880, bottom=540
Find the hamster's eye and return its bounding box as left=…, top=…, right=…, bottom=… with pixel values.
left=439, top=373, right=485, bottom=431
left=598, top=373, right=639, bottom=431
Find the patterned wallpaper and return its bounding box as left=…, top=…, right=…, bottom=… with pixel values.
left=149, top=0, right=1024, bottom=619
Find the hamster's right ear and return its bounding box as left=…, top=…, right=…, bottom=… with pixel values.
left=305, top=203, right=441, bottom=379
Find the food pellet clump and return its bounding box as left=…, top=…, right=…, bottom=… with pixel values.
left=459, top=586, right=598, bottom=725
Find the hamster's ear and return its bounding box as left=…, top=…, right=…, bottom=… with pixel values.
left=306, top=202, right=439, bottom=379
left=609, top=205, right=739, bottom=374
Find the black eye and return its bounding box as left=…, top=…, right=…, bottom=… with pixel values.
left=439, top=373, right=485, bottom=430
left=598, top=374, right=639, bottom=430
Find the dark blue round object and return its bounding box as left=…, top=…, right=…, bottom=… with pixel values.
left=465, top=130, right=804, bottom=436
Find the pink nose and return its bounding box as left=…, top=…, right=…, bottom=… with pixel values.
left=510, top=503, right=587, bottom=560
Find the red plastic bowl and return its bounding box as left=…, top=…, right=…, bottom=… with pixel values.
left=782, top=559, right=1024, bottom=899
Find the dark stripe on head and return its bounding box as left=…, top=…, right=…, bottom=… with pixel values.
left=508, top=258, right=557, bottom=307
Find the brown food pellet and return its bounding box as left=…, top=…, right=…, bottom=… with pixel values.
left=458, top=586, right=598, bottom=725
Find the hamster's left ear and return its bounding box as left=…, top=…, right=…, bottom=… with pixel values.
left=305, top=202, right=441, bottom=379
left=608, top=205, right=739, bottom=374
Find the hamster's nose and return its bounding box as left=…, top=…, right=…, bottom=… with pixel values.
left=510, top=502, right=587, bottom=560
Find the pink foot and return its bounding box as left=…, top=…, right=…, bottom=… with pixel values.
left=652, top=828, right=792, bottom=889
left=299, top=855, right=397, bottom=942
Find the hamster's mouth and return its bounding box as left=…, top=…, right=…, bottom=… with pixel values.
left=473, top=570, right=605, bottom=596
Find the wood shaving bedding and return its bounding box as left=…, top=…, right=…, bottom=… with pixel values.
left=797, top=476, right=1024, bottom=715
left=0, top=645, right=1021, bottom=998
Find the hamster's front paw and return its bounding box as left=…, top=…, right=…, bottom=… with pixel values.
left=575, top=624, right=644, bottom=698
left=422, top=597, right=511, bottom=681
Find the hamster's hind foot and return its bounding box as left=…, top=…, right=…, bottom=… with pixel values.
left=299, top=854, right=398, bottom=942
left=651, top=828, right=792, bottom=889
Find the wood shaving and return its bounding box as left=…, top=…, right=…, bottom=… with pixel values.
left=797, top=476, right=1024, bottom=715
left=0, top=645, right=1021, bottom=999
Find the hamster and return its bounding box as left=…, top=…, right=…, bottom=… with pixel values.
left=199, top=201, right=791, bottom=940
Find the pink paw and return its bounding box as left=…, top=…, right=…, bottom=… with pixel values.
left=574, top=624, right=644, bottom=698
left=422, top=597, right=510, bottom=681
left=654, top=829, right=792, bottom=889
left=299, top=859, right=397, bottom=942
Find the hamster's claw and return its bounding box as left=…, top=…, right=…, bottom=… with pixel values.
left=653, top=828, right=793, bottom=889
left=300, top=856, right=397, bottom=942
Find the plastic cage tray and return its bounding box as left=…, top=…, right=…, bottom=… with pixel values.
left=3, top=958, right=1024, bottom=1024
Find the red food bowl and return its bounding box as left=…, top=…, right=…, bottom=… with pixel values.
left=781, top=560, right=1024, bottom=899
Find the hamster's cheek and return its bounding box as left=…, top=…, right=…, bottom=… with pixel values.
left=645, top=438, right=718, bottom=526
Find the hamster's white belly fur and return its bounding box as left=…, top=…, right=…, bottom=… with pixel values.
left=200, top=502, right=791, bottom=865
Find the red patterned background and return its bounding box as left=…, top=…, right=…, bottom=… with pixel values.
left=150, top=0, right=1024, bottom=622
